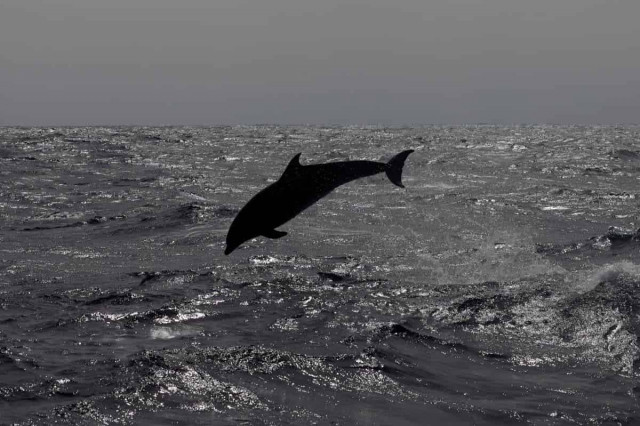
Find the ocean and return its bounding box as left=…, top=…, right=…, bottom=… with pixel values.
left=1, top=125, right=639, bottom=424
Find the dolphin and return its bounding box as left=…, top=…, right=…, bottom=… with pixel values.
left=224, top=149, right=414, bottom=255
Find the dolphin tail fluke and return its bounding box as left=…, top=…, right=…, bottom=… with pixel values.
left=385, top=150, right=414, bottom=188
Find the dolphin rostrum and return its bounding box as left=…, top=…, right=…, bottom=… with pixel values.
left=224, top=149, right=414, bottom=255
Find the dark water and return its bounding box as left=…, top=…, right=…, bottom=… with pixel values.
left=1, top=125, right=639, bottom=425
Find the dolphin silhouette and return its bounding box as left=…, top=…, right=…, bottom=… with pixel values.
left=224, top=150, right=414, bottom=255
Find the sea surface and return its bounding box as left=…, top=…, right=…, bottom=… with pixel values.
left=1, top=125, right=640, bottom=425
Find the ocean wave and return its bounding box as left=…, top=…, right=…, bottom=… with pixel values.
left=421, top=271, right=640, bottom=374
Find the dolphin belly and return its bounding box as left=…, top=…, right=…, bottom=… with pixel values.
left=257, top=179, right=334, bottom=229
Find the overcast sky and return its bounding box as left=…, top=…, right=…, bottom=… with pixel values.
left=1, top=0, right=639, bottom=125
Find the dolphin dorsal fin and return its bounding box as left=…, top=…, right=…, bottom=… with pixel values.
left=282, top=153, right=302, bottom=178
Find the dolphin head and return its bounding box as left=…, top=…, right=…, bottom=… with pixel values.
left=224, top=242, right=239, bottom=256
left=224, top=219, right=257, bottom=255
left=224, top=236, right=244, bottom=255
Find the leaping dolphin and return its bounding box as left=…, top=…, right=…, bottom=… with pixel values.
left=224, top=149, right=414, bottom=255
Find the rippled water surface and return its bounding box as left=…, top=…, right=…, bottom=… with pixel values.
left=1, top=126, right=640, bottom=424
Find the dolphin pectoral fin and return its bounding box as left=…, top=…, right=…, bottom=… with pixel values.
left=263, top=229, right=288, bottom=239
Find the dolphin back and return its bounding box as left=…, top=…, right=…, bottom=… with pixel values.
left=385, top=150, right=414, bottom=188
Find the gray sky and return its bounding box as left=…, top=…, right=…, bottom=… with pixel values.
left=1, top=0, right=639, bottom=125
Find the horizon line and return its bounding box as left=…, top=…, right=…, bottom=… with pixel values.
left=2, top=122, right=640, bottom=128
